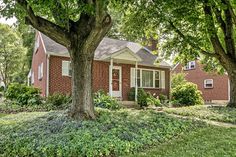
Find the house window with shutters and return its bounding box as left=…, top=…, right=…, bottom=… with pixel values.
left=130, top=68, right=165, bottom=89
left=204, top=79, right=213, bottom=88
left=62, top=61, right=72, bottom=76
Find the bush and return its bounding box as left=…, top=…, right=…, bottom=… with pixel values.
left=0, top=86, right=4, bottom=92
left=159, top=94, right=168, bottom=103
left=146, top=93, right=161, bottom=107
left=128, top=87, right=135, bottom=101
left=5, top=83, right=42, bottom=106
left=171, top=82, right=204, bottom=107
left=171, top=73, right=187, bottom=89
left=137, top=88, right=148, bottom=107
left=45, top=93, right=71, bottom=110
left=94, top=90, right=120, bottom=110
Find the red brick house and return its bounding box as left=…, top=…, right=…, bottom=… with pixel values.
left=172, top=60, right=229, bottom=103
left=28, top=32, right=171, bottom=100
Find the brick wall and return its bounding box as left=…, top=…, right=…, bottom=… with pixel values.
left=31, top=32, right=48, bottom=96
left=173, top=61, right=229, bottom=101
left=49, top=56, right=170, bottom=100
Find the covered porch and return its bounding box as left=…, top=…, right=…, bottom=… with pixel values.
left=100, top=47, right=142, bottom=101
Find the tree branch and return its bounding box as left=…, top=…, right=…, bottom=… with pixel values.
left=168, top=21, right=218, bottom=58
left=16, top=0, right=70, bottom=47
left=222, top=0, right=236, bottom=58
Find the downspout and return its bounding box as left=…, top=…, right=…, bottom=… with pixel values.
left=46, top=54, right=50, bottom=97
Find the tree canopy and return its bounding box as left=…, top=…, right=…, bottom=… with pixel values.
left=0, top=23, right=27, bottom=86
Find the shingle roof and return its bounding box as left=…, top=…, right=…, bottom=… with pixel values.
left=41, top=33, right=170, bottom=68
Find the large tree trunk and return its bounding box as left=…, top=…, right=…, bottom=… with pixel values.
left=227, top=72, right=236, bottom=107
left=68, top=47, right=96, bottom=119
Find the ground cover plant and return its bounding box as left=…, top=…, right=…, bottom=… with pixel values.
left=164, top=105, right=236, bottom=124
left=128, top=126, right=236, bottom=157
left=0, top=109, right=204, bottom=157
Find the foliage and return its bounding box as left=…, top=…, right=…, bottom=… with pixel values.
left=164, top=105, right=236, bottom=124
left=128, top=88, right=162, bottom=107
left=0, top=109, right=203, bottom=157
left=46, top=93, right=71, bottom=110
left=0, top=86, right=4, bottom=92
left=0, top=24, right=27, bottom=86
left=171, top=82, right=204, bottom=107
left=4, top=83, right=41, bottom=106
left=171, top=73, right=187, bottom=89
left=159, top=94, right=168, bottom=104
left=94, top=90, right=120, bottom=110
left=137, top=88, right=148, bottom=108
left=127, top=87, right=136, bottom=101
left=146, top=93, right=161, bottom=107
left=129, top=127, right=236, bottom=157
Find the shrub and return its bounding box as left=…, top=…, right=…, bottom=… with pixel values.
left=0, top=86, right=4, bottom=92
left=159, top=94, right=168, bottom=103
left=146, top=93, right=161, bottom=107
left=171, top=73, right=187, bottom=89
left=128, top=87, right=135, bottom=101
left=5, top=83, right=42, bottom=106
left=137, top=88, right=148, bottom=107
left=45, top=93, right=71, bottom=110
left=94, top=90, right=120, bottom=110
left=171, top=82, right=204, bottom=107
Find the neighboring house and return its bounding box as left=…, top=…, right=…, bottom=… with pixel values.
left=172, top=60, right=229, bottom=103
left=28, top=32, right=171, bottom=100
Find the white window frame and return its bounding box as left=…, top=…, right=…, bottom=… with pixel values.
left=31, top=72, right=34, bottom=84
left=184, top=61, right=196, bottom=70
left=130, top=68, right=164, bottom=89
left=38, top=62, right=43, bottom=80
left=35, top=35, right=40, bottom=52
left=204, top=79, right=213, bottom=88
left=62, top=60, right=72, bottom=77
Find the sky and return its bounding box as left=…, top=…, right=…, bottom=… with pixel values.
left=0, top=17, right=17, bottom=25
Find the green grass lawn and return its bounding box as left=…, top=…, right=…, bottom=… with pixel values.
left=128, top=126, right=236, bottom=157
left=163, top=105, right=236, bottom=124
left=0, top=109, right=202, bottom=157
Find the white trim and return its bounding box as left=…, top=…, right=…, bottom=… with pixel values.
left=46, top=54, right=50, bottom=97
left=38, top=32, right=47, bottom=54
left=130, top=67, right=163, bottom=89
left=109, top=59, right=113, bottom=97
left=110, top=66, right=122, bottom=97
left=135, top=62, right=138, bottom=102
left=204, top=79, right=213, bottom=88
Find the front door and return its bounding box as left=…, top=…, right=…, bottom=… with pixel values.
left=112, top=66, right=122, bottom=97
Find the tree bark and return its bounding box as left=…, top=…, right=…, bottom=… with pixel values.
left=227, top=72, right=236, bottom=107
left=68, top=47, right=96, bottom=119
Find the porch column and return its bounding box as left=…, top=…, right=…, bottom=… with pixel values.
left=135, top=61, right=138, bottom=102
left=109, top=58, right=113, bottom=97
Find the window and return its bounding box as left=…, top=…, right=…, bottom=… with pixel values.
left=34, top=35, right=40, bottom=52
left=184, top=61, right=196, bottom=70
left=31, top=72, right=34, bottom=84
left=130, top=68, right=165, bottom=89
left=204, top=79, right=213, bottom=88
left=62, top=61, right=72, bottom=76
left=142, top=70, right=153, bottom=88
left=38, top=63, right=43, bottom=80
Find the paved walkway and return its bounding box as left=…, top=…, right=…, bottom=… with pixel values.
left=166, top=113, right=236, bottom=128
